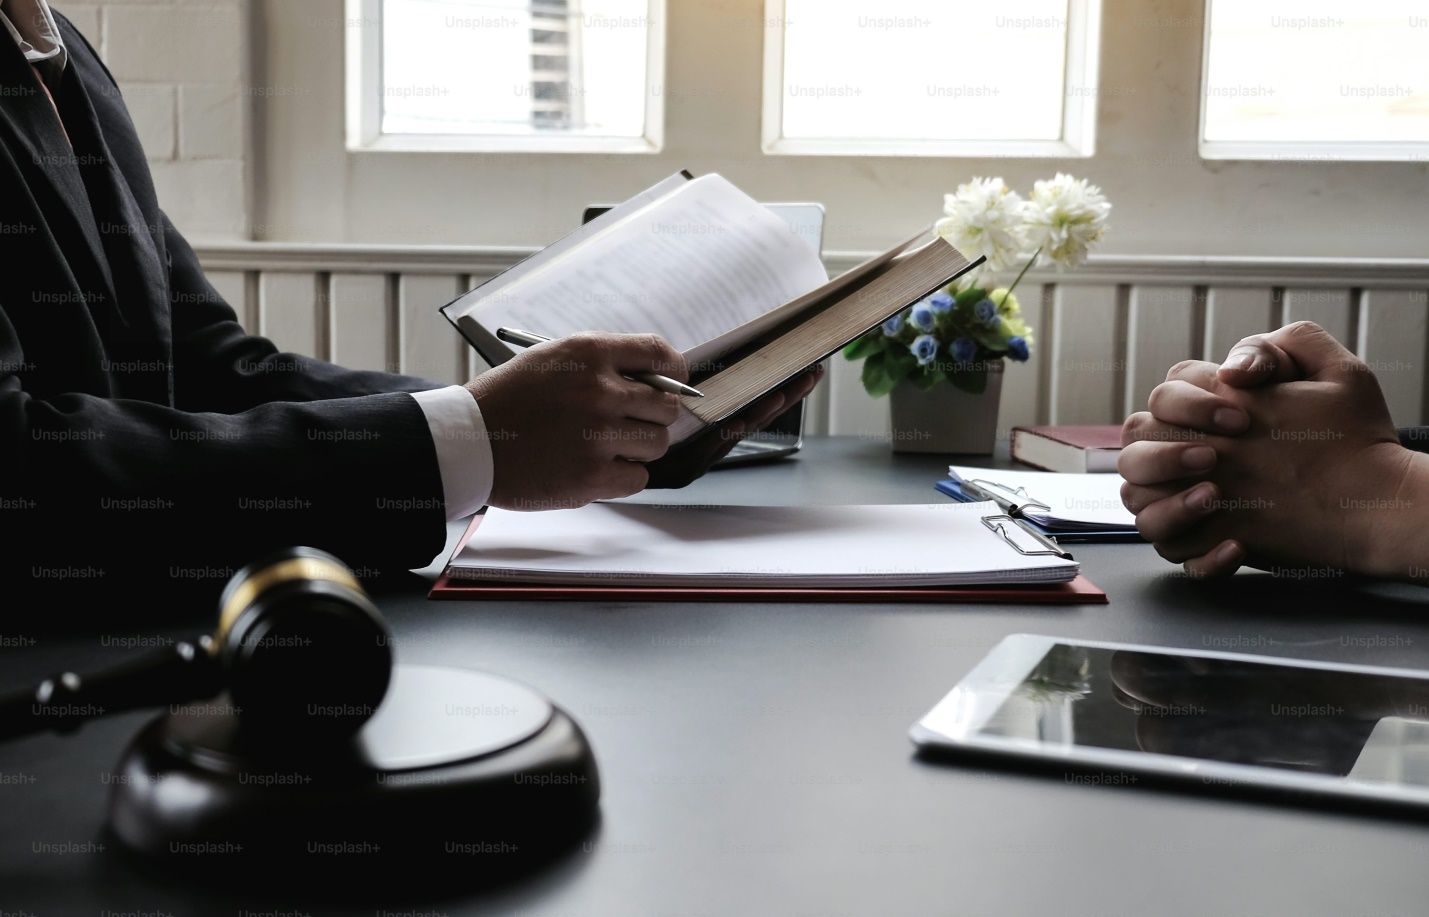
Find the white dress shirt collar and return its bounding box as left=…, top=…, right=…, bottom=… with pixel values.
left=0, top=0, right=67, bottom=77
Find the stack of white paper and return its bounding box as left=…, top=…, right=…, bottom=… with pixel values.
left=446, top=501, right=1079, bottom=587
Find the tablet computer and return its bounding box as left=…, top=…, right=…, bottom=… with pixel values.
left=911, top=633, right=1429, bottom=813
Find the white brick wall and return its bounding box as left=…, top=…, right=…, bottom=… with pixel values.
left=61, top=1, right=249, bottom=240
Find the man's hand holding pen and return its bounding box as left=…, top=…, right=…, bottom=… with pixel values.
left=464, top=331, right=824, bottom=509
left=498, top=327, right=705, bottom=398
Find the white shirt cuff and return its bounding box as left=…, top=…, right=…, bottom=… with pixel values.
left=410, top=386, right=494, bottom=521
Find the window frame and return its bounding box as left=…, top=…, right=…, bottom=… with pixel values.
left=345, top=0, right=667, bottom=154
left=758, top=0, right=1103, bottom=158
left=1198, top=0, right=1429, bottom=162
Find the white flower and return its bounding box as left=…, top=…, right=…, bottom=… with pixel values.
left=934, top=177, right=1030, bottom=273
left=1021, top=173, right=1111, bottom=268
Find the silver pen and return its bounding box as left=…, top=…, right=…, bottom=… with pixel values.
left=961, top=479, right=1052, bottom=518
left=495, top=327, right=704, bottom=398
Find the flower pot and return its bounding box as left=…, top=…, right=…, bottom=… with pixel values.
left=887, top=360, right=1004, bottom=454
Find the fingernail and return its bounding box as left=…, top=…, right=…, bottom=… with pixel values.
left=1183, top=445, right=1216, bottom=471
left=1225, top=351, right=1256, bottom=372
left=1184, top=482, right=1216, bottom=511
left=1216, top=541, right=1242, bottom=567
left=1212, top=407, right=1248, bottom=433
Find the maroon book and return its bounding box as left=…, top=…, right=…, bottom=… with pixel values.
left=1012, top=425, right=1123, bottom=473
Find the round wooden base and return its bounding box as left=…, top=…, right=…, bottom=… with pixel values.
left=105, top=666, right=600, bottom=889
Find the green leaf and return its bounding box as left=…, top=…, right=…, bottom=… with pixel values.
left=886, top=349, right=919, bottom=381
left=861, top=352, right=897, bottom=398
left=843, top=334, right=886, bottom=361
left=955, top=287, right=987, bottom=308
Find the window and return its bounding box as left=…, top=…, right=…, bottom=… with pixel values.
left=761, top=0, right=1102, bottom=157
left=347, top=0, right=664, bottom=152
left=1201, top=0, right=1429, bottom=160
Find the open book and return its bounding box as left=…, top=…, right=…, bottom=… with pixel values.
left=440, top=172, right=982, bottom=444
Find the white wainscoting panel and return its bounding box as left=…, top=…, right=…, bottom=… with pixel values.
left=398, top=275, right=465, bottom=384
left=1048, top=284, right=1121, bottom=425
left=258, top=272, right=321, bottom=358
left=328, top=273, right=390, bottom=374
left=1124, top=285, right=1197, bottom=417
left=1359, top=290, right=1429, bottom=427
left=194, top=245, right=1429, bottom=429
left=1204, top=286, right=1275, bottom=362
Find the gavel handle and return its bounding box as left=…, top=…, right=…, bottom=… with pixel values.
left=0, top=638, right=223, bottom=743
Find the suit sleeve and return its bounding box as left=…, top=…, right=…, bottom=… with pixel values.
left=3, top=339, right=451, bottom=600
left=5, top=385, right=449, bottom=569
left=164, top=215, right=445, bottom=411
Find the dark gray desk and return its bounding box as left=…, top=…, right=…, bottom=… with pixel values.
left=5, top=436, right=1429, bottom=916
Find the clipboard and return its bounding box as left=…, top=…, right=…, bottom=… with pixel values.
left=427, top=506, right=1107, bottom=604
left=428, top=573, right=1107, bottom=604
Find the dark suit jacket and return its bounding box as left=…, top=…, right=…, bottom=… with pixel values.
left=1, top=13, right=449, bottom=619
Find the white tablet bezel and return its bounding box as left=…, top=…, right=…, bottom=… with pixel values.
left=910, top=633, right=1429, bottom=811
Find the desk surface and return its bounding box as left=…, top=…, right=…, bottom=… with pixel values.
left=5, top=437, right=1429, bottom=916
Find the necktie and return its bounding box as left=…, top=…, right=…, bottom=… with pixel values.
left=31, top=63, right=70, bottom=147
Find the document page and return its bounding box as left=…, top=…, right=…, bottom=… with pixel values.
left=465, top=176, right=829, bottom=355
left=444, top=171, right=691, bottom=364
left=683, top=229, right=928, bottom=368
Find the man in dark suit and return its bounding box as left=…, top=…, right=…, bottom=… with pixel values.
left=1, top=4, right=819, bottom=613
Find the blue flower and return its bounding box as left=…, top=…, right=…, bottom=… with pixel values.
left=929, top=292, right=955, bottom=313
left=951, top=337, right=978, bottom=363
left=975, top=298, right=999, bottom=326
left=911, top=334, right=940, bottom=366
left=882, top=313, right=904, bottom=336
left=1007, top=335, right=1030, bottom=362
left=910, top=300, right=937, bottom=332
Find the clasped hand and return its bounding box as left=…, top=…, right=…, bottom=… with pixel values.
left=1118, top=321, right=1426, bottom=580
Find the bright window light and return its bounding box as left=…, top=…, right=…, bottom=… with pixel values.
left=1202, top=0, right=1429, bottom=158
left=768, top=0, right=1098, bottom=156
left=380, top=0, right=653, bottom=140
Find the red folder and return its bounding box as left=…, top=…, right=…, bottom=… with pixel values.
left=428, top=511, right=1107, bottom=604
left=428, top=573, right=1107, bottom=604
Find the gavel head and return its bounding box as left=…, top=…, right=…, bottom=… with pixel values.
left=213, top=547, right=392, bottom=739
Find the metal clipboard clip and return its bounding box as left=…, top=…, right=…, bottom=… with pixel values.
left=980, top=514, right=1074, bottom=559
left=962, top=478, right=1073, bottom=560
left=961, top=478, right=1052, bottom=517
